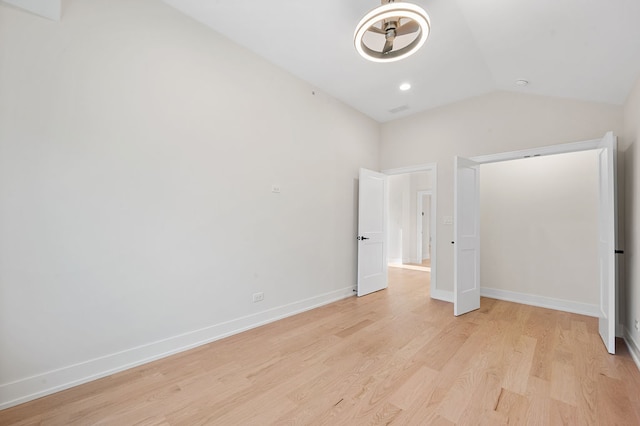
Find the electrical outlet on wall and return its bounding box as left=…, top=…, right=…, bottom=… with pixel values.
left=253, top=292, right=264, bottom=303
left=635, top=319, right=639, bottom=332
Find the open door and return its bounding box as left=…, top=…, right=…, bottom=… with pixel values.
left=454, top=157, right=481, bottom=315
left=357, top=168, right=388, bottom=296
left=597, top=132, right=617, bottom=354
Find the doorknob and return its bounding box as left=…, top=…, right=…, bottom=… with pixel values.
left=357, top=236, right=370, bottom=241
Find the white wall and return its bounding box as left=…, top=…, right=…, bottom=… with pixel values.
left=408, top=172, right=432, bottom=263
left=387, top=174, right=410, bottom=263
left=480, top=151, right=599, bottom=307
left=387, top=172, right=432, bottom=264
left=380, top=91, right=624, bottom=298
left=0, top=0, right=379, bottom=407
left=623, top=75, right=640, bottom=360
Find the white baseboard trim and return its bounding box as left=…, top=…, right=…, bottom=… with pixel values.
left=624, top=327, right=640, bottom=372
left=0, top=286, right=356, bottom=410
left=430, top=289, right=453, bottom=303
left=480, top=288, right=599, bottom=317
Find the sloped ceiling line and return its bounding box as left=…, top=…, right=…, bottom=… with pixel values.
left=1, top=0, right=61, bottom=21
left=162, top=0, right=640, bottom=123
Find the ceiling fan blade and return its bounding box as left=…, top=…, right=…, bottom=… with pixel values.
left=367, top=25, right=386, bottom=35
left=396, top=20, right=419, bottom=36
left=382, top=39, right=394, bottom=54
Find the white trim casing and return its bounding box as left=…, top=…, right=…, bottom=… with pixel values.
left=382, top=163, right=438, bottom=175
left=0, top=286, right=355, bottom=410
left=624, top=328, right=640, bottom=372
left=470, top=138, right=603, bottom=164
left=480, top=288, right=599, bottom=317
left=426, top=287, right=610, bottom=319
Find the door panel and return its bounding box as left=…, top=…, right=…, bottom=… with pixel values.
left=357, top=168, right=388, bottom=296
left=454, top=157, right=481, bottom=316
left=597, top=132, right=617, bottom=354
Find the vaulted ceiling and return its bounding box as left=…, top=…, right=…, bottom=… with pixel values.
left=6, top=0, right=640, bottom=123
left=163, top=0, right=640, bottom=122
left=1, top=0, right=60, bottom=20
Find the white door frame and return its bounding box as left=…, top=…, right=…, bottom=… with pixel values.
left=470, top=137, right=608, bottom=164
left=416, top=190, right=432, bottom=262
left=457, top=132, right=618, bottom=349
left=382, top=163, right=438, bottom=297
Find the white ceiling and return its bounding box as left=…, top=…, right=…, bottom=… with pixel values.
left=20, top=0, right=637, bottom=123
left=162, top=0, right=640, bottom=123
left=1, top=0, right=60, bottom=20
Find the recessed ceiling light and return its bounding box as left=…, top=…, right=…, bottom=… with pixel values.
left=399, top=82, right=411, bottom=91
left=515, top=79, right=529, bottom=86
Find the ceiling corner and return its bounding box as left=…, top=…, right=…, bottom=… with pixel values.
left=2, top=0, right=61, bottom=21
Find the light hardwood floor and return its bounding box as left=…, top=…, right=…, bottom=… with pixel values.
left=2, top=267, right=640, bottom=425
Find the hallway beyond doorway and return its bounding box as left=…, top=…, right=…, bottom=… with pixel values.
left=388, top=258, right=431, bottom=273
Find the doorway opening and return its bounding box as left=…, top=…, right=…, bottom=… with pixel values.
left=454, top=133, right=617, bottom=353
left=479, top=150, right=600, bottom=314
left=383, top=164, right=437, bottom=295
left=417, top=190, right=432, bottom=271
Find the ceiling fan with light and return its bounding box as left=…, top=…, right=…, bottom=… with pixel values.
left=354, top=0, right=431, bottom=63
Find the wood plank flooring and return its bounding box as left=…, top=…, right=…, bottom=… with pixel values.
left=2, top=267, right=640, bottom=425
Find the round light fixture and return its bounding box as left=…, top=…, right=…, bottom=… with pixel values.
left=354, top=1, right=431, bottom=63
left=515, top=79, right=529, bottom=86
left=399, top=82, right=412, bottom=91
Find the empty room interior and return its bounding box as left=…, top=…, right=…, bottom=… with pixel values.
left=2, top=0, right=640, bottom=424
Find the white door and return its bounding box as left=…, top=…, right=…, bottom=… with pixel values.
left=597, top=132, right=617, bottom=354
left=357, top=168, right=388, bottom=296
left=454, top=157, right=481, bottom=315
